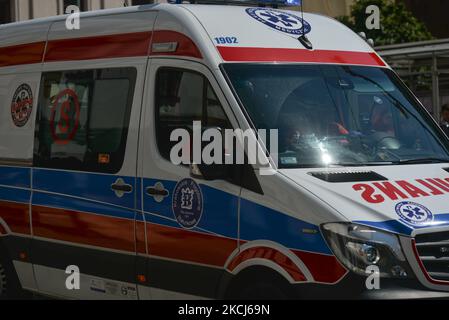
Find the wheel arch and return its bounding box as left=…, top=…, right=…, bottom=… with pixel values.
left=216, top=240, right=315, bottom=299
left=224, top=240, right=314, bottom=282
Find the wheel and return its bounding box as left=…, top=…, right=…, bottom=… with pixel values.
left=0, top=262, right=7, bottom=298
left=225, top=266, right=296, bottom=300
left=0, top=249, right=29, bottom=300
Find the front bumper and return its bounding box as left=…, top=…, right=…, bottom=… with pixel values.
left=294, top=274, right=449, bottom=300
left=359, top=283, right=449, bottom=300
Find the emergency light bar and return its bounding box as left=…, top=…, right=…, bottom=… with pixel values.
left=169, top=0, right=301, bottom=7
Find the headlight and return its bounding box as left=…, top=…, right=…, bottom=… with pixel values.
left=321, top=223, right=412, bottom=278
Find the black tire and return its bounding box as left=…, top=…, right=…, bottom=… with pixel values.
left=226, top=266, right=296, bottom=300
left=0, top=262, right=7, bottom=299
left=0, top=248, right=28, bottom=300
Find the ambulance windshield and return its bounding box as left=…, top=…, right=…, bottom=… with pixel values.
left=223, top=64, right=449, bottom=168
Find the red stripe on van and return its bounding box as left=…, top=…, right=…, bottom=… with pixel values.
left=136, top=220, right=147, bottom=254
left=147, top=223, right=237, bottom=267
left=32, top=205, right=135, bottom=252
left=227, top=246, right=307, bottom=282
left=44, top=31, right=153, bottom=62
left=31, top=206, right=234, bottom=264
left=0, top=201, right=31, bottom=235
left=293, top=250, right=348, bottom=283
left=0, top=42, right=45, bottom=67
left=217, top=46, right=385, bottom=66
left=151, top=30, right=202, bottom=59
left=0, top=31, right=202, bottom=67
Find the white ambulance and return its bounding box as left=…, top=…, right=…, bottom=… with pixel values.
left=1, top=1, right=449, bottom=300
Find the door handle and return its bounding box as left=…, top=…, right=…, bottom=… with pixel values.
left=111, top=178, right=133, bottom=198
left=146, top=182, right=169, bottom=203
left=146, top=187, right=169, bottom=197
left=112, top=184, right=133, bottom=193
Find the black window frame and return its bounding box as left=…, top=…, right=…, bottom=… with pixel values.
left=154, top=66, right=263, bottom=194
left=155, top=67, right=232, bottom=163
left=132, top=0, right=154, bottom=5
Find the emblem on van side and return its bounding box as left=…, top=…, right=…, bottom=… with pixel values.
left=11, top=83, right=33, bottom=127
left=172, top=179, right=203, bottom=229
left=246, top=8, right=311, bottom=36
left=395, top=201, right=433, bottom=226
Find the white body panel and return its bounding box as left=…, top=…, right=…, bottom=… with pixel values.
left=183, top=5, right=373, bottom=52
left=0, top=69, right=41, bottom=161
left=280, top=164, right=449, bottom=229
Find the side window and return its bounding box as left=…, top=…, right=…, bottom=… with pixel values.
left=155, top=68, right=231, bottom=161
left=33, top=68, right=137, bottom=173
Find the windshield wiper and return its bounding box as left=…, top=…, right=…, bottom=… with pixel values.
left=393, top=157, right=449, bottom=164
left=327, top=158, right=449, bottom=167
left=344, top=68, right=410, bottom=118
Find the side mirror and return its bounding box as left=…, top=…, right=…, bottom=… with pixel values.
left=189, top=126, right=230, bottom=181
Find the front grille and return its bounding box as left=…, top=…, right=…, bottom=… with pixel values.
left=415, top=231, right=449, bottom=281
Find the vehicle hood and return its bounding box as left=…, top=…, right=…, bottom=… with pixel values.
left=279, top=164, right=449, bottom=236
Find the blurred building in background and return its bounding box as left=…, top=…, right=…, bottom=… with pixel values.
left=377, top=39, right=449, bottom=120
left=0, top=0, right=155, bottom=23
left=403, top=0, right=449, bottom=39
left=376, top=0, right=449, bottom=119
left=300, top=0, right=354, bottom=17
left=394, top=1, right=449, bottom=121
left=0, top=0, right=357, bottom=24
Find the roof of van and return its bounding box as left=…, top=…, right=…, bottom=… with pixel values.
left=0, top=3, right=386, bottom=67
left=180, top=4, right=384, bottom=64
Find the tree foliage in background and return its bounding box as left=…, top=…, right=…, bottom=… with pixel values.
left=337, top=0, right=433, bottom=46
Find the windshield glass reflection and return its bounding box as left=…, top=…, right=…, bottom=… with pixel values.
left=223, top=64, right=449, bottom=168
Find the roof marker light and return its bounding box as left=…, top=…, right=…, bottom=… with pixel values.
left=152, top=42, right=178, bottom=53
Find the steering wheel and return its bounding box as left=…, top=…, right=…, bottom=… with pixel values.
left=370, top=135, right=402, bottom=162
left=322, top=136, right=368, bottom=164
left=376, top=136, right=402, bottom=150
